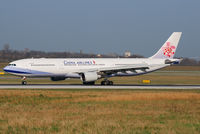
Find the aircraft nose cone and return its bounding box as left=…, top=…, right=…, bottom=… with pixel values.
left=3, top=66, right=8, bottom=72
left=3, top=66, right=12, bottom=73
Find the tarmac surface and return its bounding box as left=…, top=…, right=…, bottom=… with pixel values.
left=0, top=84, right=200, bottom=89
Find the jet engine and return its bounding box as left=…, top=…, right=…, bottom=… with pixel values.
left=81, top=72, right=99, bottom=82
left=51, top=76, right=66, bottom=81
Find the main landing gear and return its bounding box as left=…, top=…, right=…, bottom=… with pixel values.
left=82, top=79, right=114, bottom=85
left=21, top=76, right=27, bottom=85
left=101, top=79, right=113, bottom=85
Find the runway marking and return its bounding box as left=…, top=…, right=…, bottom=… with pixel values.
left=0, top=85, right=200, bottom=89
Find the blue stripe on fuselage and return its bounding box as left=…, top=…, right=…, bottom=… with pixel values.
left=3, top=69, right=32, bottom=74
left=3, top=66, right=52, bottom=75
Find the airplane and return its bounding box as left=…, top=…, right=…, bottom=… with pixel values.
left=3, top=32, right=182, bottom=85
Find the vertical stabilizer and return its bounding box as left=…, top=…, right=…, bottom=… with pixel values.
left=150, top=32, right=182, bottom=59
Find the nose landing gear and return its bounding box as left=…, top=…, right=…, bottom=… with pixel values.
left=21, top=76, right=27, bottom=85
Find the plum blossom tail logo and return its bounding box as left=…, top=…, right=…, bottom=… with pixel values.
left=162, top=42, right=176, bottom=58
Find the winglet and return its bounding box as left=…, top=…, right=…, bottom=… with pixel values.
left=150, top=32, right=182, bottom=59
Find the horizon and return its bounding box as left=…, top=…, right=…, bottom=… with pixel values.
left=1, top=45, right=200, bottom=60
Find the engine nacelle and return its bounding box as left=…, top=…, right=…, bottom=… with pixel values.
left=81, top=72, right=98, bottom=82
left=51, top=77, right=66, bottom=81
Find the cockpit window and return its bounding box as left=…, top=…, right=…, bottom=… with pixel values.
left=8, top=64, right=16, bottom=66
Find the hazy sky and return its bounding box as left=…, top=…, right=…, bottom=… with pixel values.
left=0, top=0, right=200, bottom=57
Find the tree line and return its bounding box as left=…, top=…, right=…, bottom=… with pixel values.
left=0, top=44, right=199, bottom=66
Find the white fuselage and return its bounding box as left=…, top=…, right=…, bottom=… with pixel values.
left=4, top=58, right=170, bottom=78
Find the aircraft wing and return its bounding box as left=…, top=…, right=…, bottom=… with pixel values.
left=78, top=64, right=149, bottom=75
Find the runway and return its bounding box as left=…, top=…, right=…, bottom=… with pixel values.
left=0, top=84, right=200, bottom=89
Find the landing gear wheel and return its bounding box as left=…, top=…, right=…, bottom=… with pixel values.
left=101, top=80, right=113, bottom=85
left=101, top=81, right=105, bottom=85
left=109, top=81, right=113, bottom=85
left=22, top=81, right=27, bottom=85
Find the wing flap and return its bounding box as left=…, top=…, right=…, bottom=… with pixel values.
left=77, top=64, right=149, bottom=74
